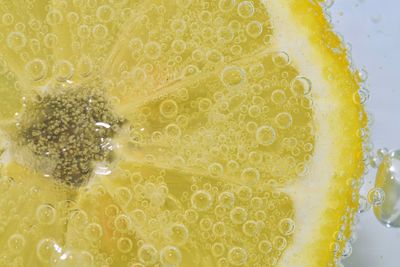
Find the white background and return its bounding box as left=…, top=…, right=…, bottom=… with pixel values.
left=329, top=0, right=400, bottom=266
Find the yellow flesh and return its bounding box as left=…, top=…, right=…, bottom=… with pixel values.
left=0, top=1, right=365, bottom=267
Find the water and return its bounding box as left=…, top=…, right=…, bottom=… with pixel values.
left=373, top=149, right=400, bottom=227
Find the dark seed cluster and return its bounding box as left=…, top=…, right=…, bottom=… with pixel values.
left=19, top=88, right=123, bottom=186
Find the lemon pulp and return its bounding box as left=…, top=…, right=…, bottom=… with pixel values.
left=0, top=0, right=366, bottom=267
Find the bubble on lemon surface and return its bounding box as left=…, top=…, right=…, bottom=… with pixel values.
left=240, top=167, right=260, bottom=185
left=7, top=32, right=27, bottom=51
left=212, top=242, right=226, bottom=257
left=256, top=125, right=276, bottom=146
left=84, top=223, right=103, bottom=242
left=220, top=66, right=246, bottom=88
left=227, top=247, right=248, bottom=266
left=137, top=244, right=158, bottom=265
left=53, top=60, right=74, bottom=82
left=218, top=0, right=236, bottom=12
left=275, top=112, right=293, bottom=129
left=36, top=204, right=57, bottom=225
left=160, top=246, right=182, bottom=266
left=166, top=223, right=189, bottom=245
left=7, top=234, right=26, bottom=253
left=218, top=191, right=235, bottom=208
left=36, top=239, right=59, bottom=263
left=242, top=220, right=259, bottom=237
left=291, top=76, right=312, bottom=95
left=279, top=218, right=296, bottom=236
left=246, top=20, right=263, bottom=38
left=273, top=236, right=287, bottom=251
left=191, top=190, right=213, bottom=211
left=160, top=99, right=178, bottom=119
left=117, top=237, right=133, bottom=253
left=230, top=207, right=248, bottom=224
left=272, top=52, right=290, bottom=67
left=237, top=1, right=255, bottom=18
left=144, top=41, right=161, bottom=60
left=25, top=59, right=47, bottom=81
left=258, top=240, right=272, bottom=254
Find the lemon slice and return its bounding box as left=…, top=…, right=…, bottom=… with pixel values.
left=0, top=0, right=366, bottom=267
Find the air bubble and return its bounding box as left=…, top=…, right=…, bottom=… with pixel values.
left=96, top=5, right=114, bottom=23
left=291, top=76, right=312, bottom=95
left=166, top=223, right=189, bottom=245
left=198, top=98, right=212, bottom=112
left=220, top=66, right=246, bottom=88
left=46, top=10, right=63, bottom=25
left=212, top=221, right=226, bottom=237
left=7, top=32, right=27, bottom=51
left=206, top=49, right=224, bottom=63
left=212, top=243, right=225, bottom=257
left=2, top=13, right=14, bottom=25
left=227, top=247, right=247, bottom=266
left=138, top=244, right=158, bottom=265
left=36, top=204, right=56, bottom=225
left=273, top=236, right=287, bottom=251
left=275, top=112, right=293, bottom=129
left=160, top=246, right=182, bottom=266
left=358, top=195, right=370, bottom=213
left=131, top=209, right=147, bottom=228
left=256, top=125, right=276, bottom=146
left=160, top=99, right=178, bottom=119
left=278, top=218, right=295, bottom=235
left=191, top=190, right=213, bottom=211
left=218, top=0, right=236, bottom=12
left=242, top=220, right=259, bottom=237
left=84, top=223, right=103, bottom=242
left=240, top=167, right=260, bottom=185
left=368, top=188, right=385, bottom=206
left=272, top=52, right=290, bottom=67
left=117, top=237, right=133, bottom=253
left=53, top=60, right=74, bottom=81
left=258, top=240, right=272, bottom=254
left=8, top=234, right=26, bottom=252
left=246, top=20, right=263, bottom=38
left=171, top=39, right=187, bottom=54
left=77, top=56, right=93, bottom=77
left=218, top=191, right=235, bottom=208
left=129, top=38, right=143, bottom=52
left=165, top=123, right=182, bottom=138
left=271, top=90, right=286, bottom=104
left=44, top=33, right=58, bottom=48
left=70, top=210, right=88, bottom=230
left=341, top=242, right=352, bottom=259
left=230, top=207, right=247, bottom=224
left=25, top=59, right=47, bottom=81
left=36, top=239, right=58, bottom=263
left=144, top=41, right=161, bottom=60
left=92, top=24, right=108, bottom=40
left=171, top=19, right=187, bottom=32
left=217, top=27, right=234, bottom=43
left=114, top=214, right=132, bottom=233
left=67, top=12, right=79, bottom=24
left=237, top=1, right=255, bottom=18
left=208, top=162, right=224, bottom=177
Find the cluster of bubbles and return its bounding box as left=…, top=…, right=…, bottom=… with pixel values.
left=128, top=51, right=315, bottom=189
left=0, top=0, right=321, bottom=266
